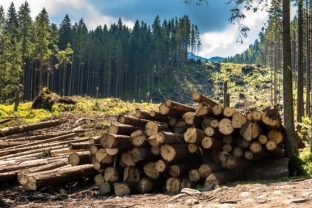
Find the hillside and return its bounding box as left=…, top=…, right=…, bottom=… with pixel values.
left=156, top=62, right=275, bottom=113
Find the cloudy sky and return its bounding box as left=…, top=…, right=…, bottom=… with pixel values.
left=1, top=0, right=272, bottom=58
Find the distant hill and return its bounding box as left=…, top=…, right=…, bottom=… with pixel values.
left=187, top=52, right=224, bottom=62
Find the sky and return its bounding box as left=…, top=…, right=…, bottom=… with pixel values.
left=1, top=0, right=274, bottom=58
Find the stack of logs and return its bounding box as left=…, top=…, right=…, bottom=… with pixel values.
left=0, top=92, right=286, bottom=196
left=90, top=92, right=286, bottom=196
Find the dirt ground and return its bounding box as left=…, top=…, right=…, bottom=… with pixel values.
left=0, top=177, right=312, bottom=208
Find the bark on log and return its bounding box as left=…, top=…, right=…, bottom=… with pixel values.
left=198, top=163, right=223, bottom=179
left=68, top=151, right=91, bottom=166
left=117, top=114, right=149, bottom=127
left=201, top=118, right=219, bottom=129
left=169, top=159, right=201, bottom=177
left=192, top=92, right=220, bottom=107
left=102, top=134, right=133, bottom=149
left=201, top=136, right=223, bottom=150
left=0, top=119, right=66, bottom=137
left=26, top=164, right=97, bottom=190
left=239, top=121, right=262, bottom=141
left=183, top=126, right=205, bottom=144
left=133, top=108, right=155, bottom=120
left=204, top=170, right=238, bottom=186
left=108, top=123, right=141, bottom=135
left=160, top=144, right=190, bottom=162
left=195, top=102, right=213, bottom=116
left=261, top=108, right=282, bottom=129
left=131, top=147, right=158, bottom=162
left=265, top=141, right=284, bottom=158
left=68, top=142, right=90, bottom=150
left=159, top=102, right=184, bottom=118
left=165, top=100, right=195, bottom=113
left=149, top=110, right=169, bottom=122
left=182, top=112, right=203, bottom=125
left=156, top=131, right=184, bottom=144
left=173, top=120, right=187, bottom=134
left=222, top=135, right=233, bottom=144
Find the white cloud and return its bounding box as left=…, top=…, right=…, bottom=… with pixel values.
left=198, top=3, right=270, bottom=58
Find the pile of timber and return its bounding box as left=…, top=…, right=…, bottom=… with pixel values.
left=89, top=92, right=288, bottom=196
left=0, top=92, right=288, bottom=195
left=0, top=119, right=98, bottom=190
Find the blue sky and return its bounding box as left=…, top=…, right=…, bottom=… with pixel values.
left=2, top=0, right=272, bottom=58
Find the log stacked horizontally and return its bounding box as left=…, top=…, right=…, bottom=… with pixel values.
left=89, top=92, right=287, bottom=196
left=0, top=92, right=288, bottom=196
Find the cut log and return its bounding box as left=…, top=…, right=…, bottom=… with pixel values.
left=192, top=92, right=220, bottom=107
left=68, top=142, right=90, bottom=150
left=105, top=148, right=119, bottom=156
left=108, top=123, right=141, bottom=135
left=204, top=170, right=238, bottom=186
left=249, top=141, right=263, bottom=154
left=119, top=150, right=136, bottom=167
left=150, top=146, right=160, bottom=155
left=102, top=134, right=133, bottom=149
left=204, top=126, right=223, bottom=139
left=258, top=134, right=268, bottom=144
left=182, top=112, right=203, bottom=125
left=261, top=108, right=282, bottom=129
left=239, top=121, right=262, bottom=141
left=104, top=166, right=120, bottom=182
left=201, top=118, right=219, bottom=129
left=133, top=108, right=154, bottom=120
left=267, top=129, right=284, bottom=144
left=89, top=136, right=100, bottom=145
left=165, top=100, right=195, bottom=113
left=168, top=117, right=178, bottom=126
left=89, top=144, right=100, bottom=155
left=94, top=148, right=114, bottom=164
left=0, top=119, right=66, bottom=137
left=232, top=147, right=244, bottom=158
left=155, top=159, right=168, bottom=172
left=188, top=143, right=198, bottom=153
left=137, top=177, right=154, bottom=194
left=159, top=102, right=184, bottom=118
left=266, top=141, right=284, bottom=158
left=201, top=136, right=223, bottom=150
left=94, top=173, right=105, bottom=186
left=169, top=159, right=201, bottom=177
left=17, top=159, right=68, bottom=185
left=143, top=162, right=159, bottom=179
left=165, top=177, right=181, bottom=193
left=131, top=147, right=158, bottom=162
left=188, top=169, right=201, bottom=182
left=114, top=182, right=137, bottom=196
left=251, top=109, right=263, bottom=122
left=149, top=110, right=169, bottom=122
left=232, top=111, right=247, bottom=129
left=99, top=181, right=113, bottom=195
left=68, top=151, right=91, bottom=166
left=222, top=135, right=233, bottom=144
left=236, top=137, right=251, bottom=149
left=222, top=144, right=232, bottom=153
left=145, top=121, right=170, bottom=137
left=26, top=164, right=97, bottom=190
left=173, top=120, right=187, bottom=134
left=198, top=163, right=223, bottom=179
left=160, top=144, right=190, bottom=162
left=183, top=126, right=205, bottom=144
left=156, top=131, right=184, bottom=144
left=223, top=107, right=236, bottom=118
left=130, top=134, right=148, bottom=147
left=130, top=129, right=143, bottom=138
left=123, top=166, right=140, bottom=182
left=218, top=118, right=234, bottom=135
left=246, top=158, right=289, bottom=180
left=195, top=102, right=212, bottom=116
left=117, top=114, right=149, bottom=127
left=212, top=105, right=224, bottom=117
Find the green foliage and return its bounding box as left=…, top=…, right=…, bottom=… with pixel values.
left=299, top=148, right=312, bottom=177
